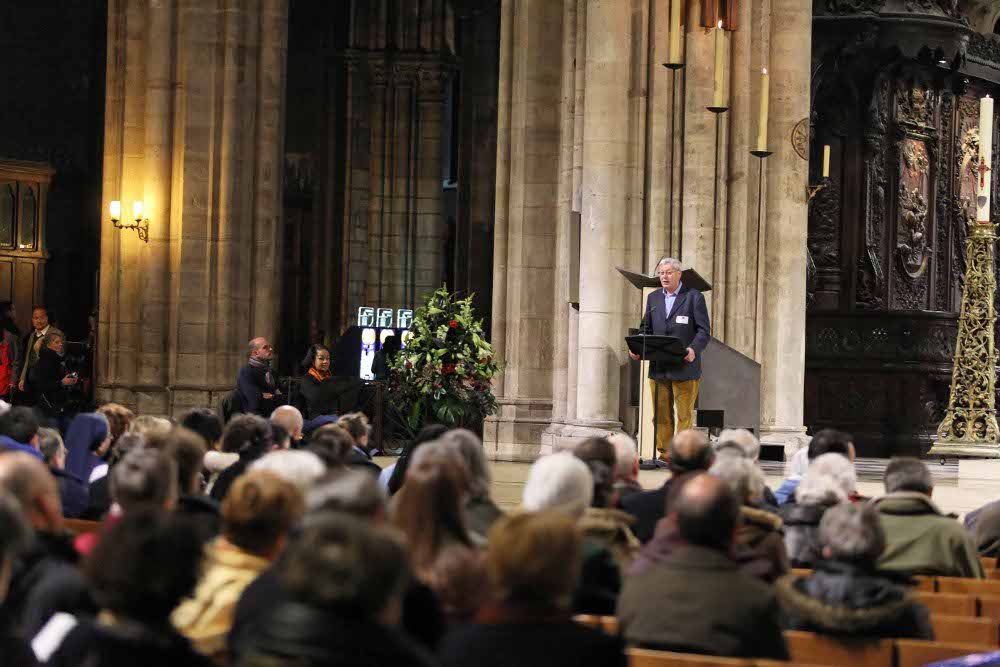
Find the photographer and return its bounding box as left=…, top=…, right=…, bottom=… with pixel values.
left=29, top=331, right=78, bottom=428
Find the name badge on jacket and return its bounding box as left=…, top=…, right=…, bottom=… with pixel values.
left=676, top=315, right=689, bottom=324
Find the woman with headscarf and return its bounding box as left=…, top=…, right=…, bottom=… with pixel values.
left=63, top=412, right=112, bottom=485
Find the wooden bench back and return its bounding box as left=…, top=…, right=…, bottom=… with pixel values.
left=627, top=649, right=753, bottom=667
left=784, top=630, right=893, bottom=667
left=916, top=592, right=977, bottom=617
left=62, top=518, right=99, bottom=535
left=894, top=639, right=993, bottom=667
left=930, top=615, right=1000, bottom=647
left=938, top=577, right=1000, bottom=597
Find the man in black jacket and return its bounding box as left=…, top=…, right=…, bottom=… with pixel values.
left=236, top=337, right=281, bottom=417
left=29, top=332, right=78, bottom=424
left=621, top=429, right=714, bottom=543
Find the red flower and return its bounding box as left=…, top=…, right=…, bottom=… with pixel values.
left=404, top=361, right=413, bottom=369
left=443, top=363, right=457, bottom=375
left=449, top=320, right=459, bottom=328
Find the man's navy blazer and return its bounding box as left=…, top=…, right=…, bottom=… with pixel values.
left=641, top=284, right=711, bottom=382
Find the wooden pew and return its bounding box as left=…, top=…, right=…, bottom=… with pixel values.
left=784, top=630, right=893, bottom=667
left=930, top=615, right=1000, bottom=646
left=982, top=557, right=998, bottom=572
left=916, top=592, right=977, bottom=617
left=978, top=595, right=1000, bottom=621
left=912, top=575, right=935, bottom=592
left=938, top=577, right=1000, bottom=597
left=573, top=614, right=619, bottom=635
left=627, top=648, right=753, bottom=667
left=894, top=639, right=994, bottom=667
left=62, top=518, right=99, bottom=536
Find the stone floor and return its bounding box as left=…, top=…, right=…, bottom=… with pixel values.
left=376, top=456, right=1000, bottom=518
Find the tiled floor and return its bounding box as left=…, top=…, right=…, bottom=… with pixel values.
left=374, top=456, right=1000, bottom=518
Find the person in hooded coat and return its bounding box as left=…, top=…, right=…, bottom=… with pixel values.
left=776, top=503, right=933, bottom=640
left=63, top=413, right=111, bottom=485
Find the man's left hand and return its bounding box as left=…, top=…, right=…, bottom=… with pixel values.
left=684, top=347, right=695, bottom=363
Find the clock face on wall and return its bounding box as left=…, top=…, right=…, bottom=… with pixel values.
left=792, top=118, right=810, bottom=162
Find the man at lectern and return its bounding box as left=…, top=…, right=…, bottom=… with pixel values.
left=629, top=257, right=711, bottom=459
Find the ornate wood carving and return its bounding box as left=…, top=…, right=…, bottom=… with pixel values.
left=858, top=76, right=890, bottom=309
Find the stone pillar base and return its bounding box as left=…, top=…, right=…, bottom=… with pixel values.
left=96, top=384, right=230, bottom=418
left=760, top=425, right=810, bottom=462
left=483, top=398, right=555, bottom=462
left=550, top=420, right=626, bottom=454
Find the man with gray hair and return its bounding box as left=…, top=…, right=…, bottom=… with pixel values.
left=628, top=257, right=711, bottom=460
left=714, top=428, right=779, bottom=510
left=776, top=503, right=933, bottom=639
left=608, top=433, right=642, bottom=501
left=872, top=457, right=982, bottom=578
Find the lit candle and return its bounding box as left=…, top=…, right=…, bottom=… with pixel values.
left=979, top=95, right=994, bottom=223
left=133, top=200, right=144, bottom=220
left=756, top=67, right=769, bottom=152
left=668, top=0, right=682, bottom=65
left=713, top=20, right=725, bottom=108
left=109, top=200, right=121, bottom=221
left=822, top=145, right=831, bottom=179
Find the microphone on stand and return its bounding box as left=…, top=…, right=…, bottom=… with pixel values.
left=638, top=304, right=658, bottom=469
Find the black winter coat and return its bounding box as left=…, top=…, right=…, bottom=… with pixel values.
left=780, top=502, right=831, bottom=569
left=776, top=560, right=934, bottom=640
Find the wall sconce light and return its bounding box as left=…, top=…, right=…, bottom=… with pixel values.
left=110, top=199, right=149, bottom=243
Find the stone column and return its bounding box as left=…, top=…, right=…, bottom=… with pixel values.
left=759, top=0, right=811, bottom=450
left=568, top=0, right=643, bottom=435
left=97, top=0, right=288, bottom=415
left=484, top=0, right=564, bottom=460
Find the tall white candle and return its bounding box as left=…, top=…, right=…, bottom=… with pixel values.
left=979, top=95, right=994, bottom=223
left=822, top=145, right=831, bottom=179
left=756, top=68, right=769, bottom=151
left=712, top=21, right=725, bottom=108
left=668, top=0, right=682, bottom=65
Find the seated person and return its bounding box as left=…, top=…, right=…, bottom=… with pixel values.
left=874, top=457, right=982, bottom=578
left=777, top=503, right=933, bottom=639
left=781, top=453, right=856, bottom=568
left=774, top=428, right=854, bottom=505
left=38, top=427, right=88, bottom=519
left=237, top=512, right=435, bottom=667
left=298, top=344, right=361, bottom=419
left=45, top=511, right=212, bottom=667
left=617, top=473, right=789, bottom=660
left=709, top=456, right=788, bottom=582
left=173, top=470, right=304, bottom=661
left=440, top=512, right=626, bottom=667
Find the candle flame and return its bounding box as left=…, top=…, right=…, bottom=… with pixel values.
left=718, top=20, right=723, bottom=29
left=762, top=67, right=768, bottom=74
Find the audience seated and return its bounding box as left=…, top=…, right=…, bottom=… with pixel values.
left=337, top=412, right=381, bottom=477
left=127, top=415, right=172, bottom=440
left=776, top=503, right=934, bottom=640
left=621, top=429, right=714, bottom=543
left=38, top=427, right=87, bottom=519
left=607, top=433, right=642, bottom=503
left=63, top=413, right=112, bottom=485
left=441, top=429, right=504, bottom=543
left=0, top=407, right=43, bottom=459
left=269, top=405, right=303, bottom=448
left=251, top=449, right=326, bottom=493
left=617, top=473, right=789, bottom=660
left=522, top=451, right=621, bottom=615
left=0, top=489, right=33, bottom=667
left=228, top=469, right=446, bottom=661
left=173, top=470, right=304, bottom=661
left=46, top=510, right=212, bottom=667
left=975, top=502, right=1000, bottom=558
left=391, top=445, right=486, bottom=622
left=573, top=437, right=640, bottom=569
left=774, top=428, right=855, bottom=505
left=209, top=415, right=273, bottom=502
left=238, top=512, right=434, bottom=667
left=709, top=456, right=789, bottom=582
left=440, top=511, right=626, bottom=667
left=0, top=452, right=94, bottom=639
left=154, top=427, right=219, bottom=540
left=95, top=403, right=135, bottom=461
left=780, top=452, right=857, bottom=568
left=304, top=423, right=355, bottom=468
left=874, top=457, right=982, bottom=578
left=384, top=423, right=449, bottom=493
left=81, top=431, right=146, bottom=520
left=715, top=428, right=779, bottom=510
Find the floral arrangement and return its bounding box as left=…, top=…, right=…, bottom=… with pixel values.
left=387, top=287, right=502, bottom=433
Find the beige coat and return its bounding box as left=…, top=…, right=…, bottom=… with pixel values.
left=172, top=538, right=271, bottom=660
